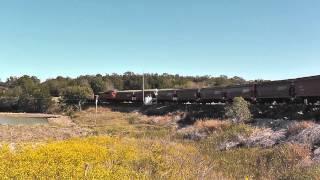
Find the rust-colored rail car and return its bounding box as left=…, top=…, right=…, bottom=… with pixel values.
left=295, top=75, right=320, bottom=100
left=99, top=90, right=117, bottom=102
left=256, top=80, right=293, bottom=100
left=115, top=91, right=136, bottom=101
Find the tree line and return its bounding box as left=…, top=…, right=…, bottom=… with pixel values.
left=0, top=72, right=248, bottom=113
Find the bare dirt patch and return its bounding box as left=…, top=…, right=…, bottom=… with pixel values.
left=0, top=113, right=91, bottom=143
left=0, top=125, right=92, bottom=143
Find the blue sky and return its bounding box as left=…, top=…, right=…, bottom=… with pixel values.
left=0, top=0, right=319, bottom=81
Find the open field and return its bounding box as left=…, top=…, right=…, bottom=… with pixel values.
left=0, top=107, right=320, bottom=179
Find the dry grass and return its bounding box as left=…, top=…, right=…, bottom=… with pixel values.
left=194, top=119, right=231, bottom=131
left=287, top=121, right=316, bottom=137
left=73, top=107, right=175, bottom=139
left=0, top=125, right=92, bottom=143
left=0, top=114, right=89, bottom=143
left=200, top=137, right=316, bottom=179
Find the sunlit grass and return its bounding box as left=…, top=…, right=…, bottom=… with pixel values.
left=0, top=136, right=219, bottom=179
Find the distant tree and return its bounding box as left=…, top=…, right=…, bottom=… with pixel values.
left=17, top=86, right=52, bottom=113
left=62, top=86, right=93, bottom=104
left=230, top=76, right=246, bottom=85
left=90, top=77, right=108, bottom=94
left=43, top=77, right=72, bottom=96
left=1, top=76, right=54, bottom=112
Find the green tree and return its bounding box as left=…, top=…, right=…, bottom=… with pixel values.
left=225, top=97, right=252, bottom=123
left=62, top=86, right=93, bottom=104
left=90, top=77, right=108, bottom=94
left=3, top=76, right=54, bottom=112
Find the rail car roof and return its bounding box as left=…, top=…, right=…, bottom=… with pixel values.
left=259, top=75, right=320, bottom=84
left=98, top=75, right=320, bottom=95
left=295, top=75, right=320, bottom=80
left=117, top=89, right=177, bottom=93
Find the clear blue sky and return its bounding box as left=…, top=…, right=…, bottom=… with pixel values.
left=0, top=0, right=319, bottom=81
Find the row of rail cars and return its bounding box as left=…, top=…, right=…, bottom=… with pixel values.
left=98, top=75, right=320, bottom=104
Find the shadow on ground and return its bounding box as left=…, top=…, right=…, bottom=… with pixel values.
left=96, top=103, right=320, bottom=124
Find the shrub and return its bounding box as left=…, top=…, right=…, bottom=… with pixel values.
left=64, top=105, right=77, bottom=118
left=225, top=97, right=252, bottom=123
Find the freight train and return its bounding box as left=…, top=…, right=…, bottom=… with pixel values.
left=97, top=75, right=320, bottom=105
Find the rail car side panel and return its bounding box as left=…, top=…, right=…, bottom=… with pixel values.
left=157, top=90, right=176, bottom=101
left=115, top=92, right=134, bottom=101
left=256, top=81, right=292, bottom=99
left=226, top=85, right=254, bottom=100
left=295, top=76, right=320, bottom=98
left=176, top=89, right=199, bottom=102
left=200, top=88, right=225, bottom=101
left=134, top=90, right=156, bottom=101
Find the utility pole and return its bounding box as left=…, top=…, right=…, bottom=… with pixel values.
left=142, top=73, right=145, bottom=105
left=95, top=95, right=99, bottom=114
left=95, top=95, right=99, bottom=126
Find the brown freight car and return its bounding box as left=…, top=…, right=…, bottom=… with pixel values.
left=200, top=87, right=226, bottom=102
left=134, top=90, right=157, bottom=101
left=115, top=90, right=138, bottom=101
left=256, top=80, right=294, bottom=101
left=295, top=75, right=320, bottom=102
left=98, top=90, right=117, bottom=102
left=157, top=89, right=177, bottom=102
left=176, top=88, right=200, bottom=102
left=226, top=84, right=256, bottom=101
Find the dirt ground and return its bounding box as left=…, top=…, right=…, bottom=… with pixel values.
left=0, top=113, right=92, bottom=143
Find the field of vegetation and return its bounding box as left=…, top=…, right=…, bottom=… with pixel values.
left=1, top=102, right=320, bottom=179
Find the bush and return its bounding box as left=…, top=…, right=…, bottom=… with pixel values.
left=225, top=97, right=252, bottom=123
left=64, top=105, right=77, bottom=118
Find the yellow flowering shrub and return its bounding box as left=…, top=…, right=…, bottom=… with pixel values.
left=0, top=136, right=209, bottom=179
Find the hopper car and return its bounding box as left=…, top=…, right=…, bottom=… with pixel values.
left=97, top=75, right=320, bottom=104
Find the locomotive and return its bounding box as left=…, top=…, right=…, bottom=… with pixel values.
left=97, top=75, right=320, bottom=105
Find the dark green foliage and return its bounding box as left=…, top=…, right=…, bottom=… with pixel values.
left=90, top=77, right=108, bottom=94
left=42, top=72, right=247, bottom=96
left=62, top=86, right=93, bottom=104
left=1, top=76, right=53, bottom=112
